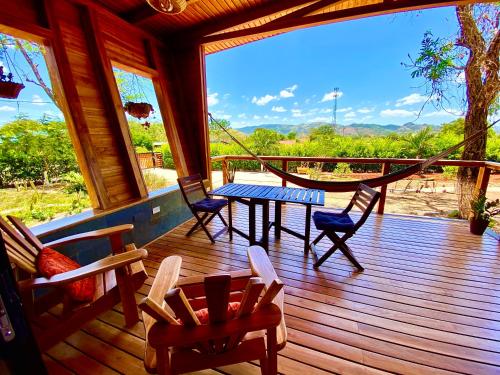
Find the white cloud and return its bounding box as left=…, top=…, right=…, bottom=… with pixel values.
left=319, top=108, right=333, bottom=114
left=279, top=84, right=298, bottom=98
left=0, top=105, right=15, bottom=111
left=251, top=94, right=276, bottom=106
left=308, top=117, right=330, bottom=123
left=337, top=107, right=352, bottom=113
left=380, top=109, right=417, bottom=117
left=272, top=106, right=286, bottom=113
left=207, top=92, right=219, bottom=106
left=321, top=90, right=344, bottom=102
left=32, top=94, right=46, bottom=106
left=361, top=115, right=373, bottom=122
left=357, top=107, right=374, bottom=114
left=253, top=115, right=261, bottom=120
left=344, top=111, right=357, bottom=119
left=0, top=62, right=9, bottom=74
left=293, top=102, right=299, bottom=106
left=291, top=109, right=305, bottom=117
left=455, top=71, right=466, bottom=84
left=238, top=113, right=247, bottom=119
left=42, top=110, right=64, bottom=119
left=395, top=93, right=427, bottom=107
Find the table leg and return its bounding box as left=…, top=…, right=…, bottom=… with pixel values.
left=249, top=199, right=256, bottom=245
left=262, top=201, right=269, bottom=253
left=274, top=201, right=282, bottom=240
left=304, top=204, right=312, bottom=254
left=228, top=198, right=233, bottom=241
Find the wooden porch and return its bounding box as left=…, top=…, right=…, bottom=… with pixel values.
left=42, top=204, right=500, bottom=375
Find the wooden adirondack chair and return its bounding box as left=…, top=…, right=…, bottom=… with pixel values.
left=140, top=245, right=287, bottom=375
left=0, top=215, right=148, bottom=351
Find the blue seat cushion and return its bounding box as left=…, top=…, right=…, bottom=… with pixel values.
left=313, top=211, right=355, bottom=232
left=192, top=198, right=228, bottom=213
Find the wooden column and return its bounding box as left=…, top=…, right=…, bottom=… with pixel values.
left=474, top=166, right=491, bottom=197
left=155, top=42, right=211, bottom=180
left=377, top=162, right=391, bottom=215
left=281, top=160, right=288, bottom=187
left=222, top=159, right=229, bottom=185
left=43, top=0, right=148, bottom=209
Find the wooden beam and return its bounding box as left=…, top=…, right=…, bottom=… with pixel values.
left=80, top=6, right=148, bottom=199
left=120, top=4, right=158, bottom=24
left=267, top=0, right=343, bottom=25
left=201, top=0, right=470, bottom=45
left=43, top=0, right=111, bottom=209
left=182, top=0, right=315, bottom=41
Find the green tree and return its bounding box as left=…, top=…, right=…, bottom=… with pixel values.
left=287, top=131, right=297, bottom=140
left=129, top=121, right=167, bottom=150
left=0, top=118, right=79, bottom=186
left=402, top=127, right=435, bottom=159
left=309, top=125, right=336, bottom=141
left=406, top=4, right=499, bottom=217
left=249, top=128, right=283, bottom=154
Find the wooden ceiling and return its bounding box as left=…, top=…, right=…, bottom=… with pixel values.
left=94, top=0, right=470, bottom=53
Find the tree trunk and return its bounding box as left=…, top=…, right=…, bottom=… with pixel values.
left=457, top=103, right=488, bottom=218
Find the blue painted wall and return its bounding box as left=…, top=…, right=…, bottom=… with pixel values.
left=31, top=186, right=192, bottom=265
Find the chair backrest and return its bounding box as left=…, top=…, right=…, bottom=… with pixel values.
left=177, top=174, right=208, bottom=206
left=345, top=183, right=380, bottom=231
left=140, top=249, right=286, bottom=372
left=0, top=216, right=40, bottom=275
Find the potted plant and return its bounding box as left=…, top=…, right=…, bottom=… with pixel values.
left=123, top=101, right=154, bottom=119
left=469, top=193, right=499, bottom=235
left=0, top=66, right=24, bottom=99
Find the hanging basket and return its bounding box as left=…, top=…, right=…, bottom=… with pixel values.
left=0, top=81, right=25, bottom=99
left=124, top=102, right=154, bottom=120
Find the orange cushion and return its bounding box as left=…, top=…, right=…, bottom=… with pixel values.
left=178, top=302, right=241, bottom=325
left=37, top=247, right=96, bottom=303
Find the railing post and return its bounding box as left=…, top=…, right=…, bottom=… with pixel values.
left=282, top=160, right=288, bottom=187
left=474, top=166, right=491, bottom=197
left=222, top=158, right=228, bottom=185
left=377, top=162, right=391, bottom=215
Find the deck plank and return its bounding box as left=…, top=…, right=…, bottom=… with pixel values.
left=44, top=206, right=500, bottom=374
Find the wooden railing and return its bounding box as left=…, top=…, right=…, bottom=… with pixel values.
left=211, top=155, right=496, bottom=215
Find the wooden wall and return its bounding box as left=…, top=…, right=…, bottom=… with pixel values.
left=0, top=0, right=211, bottom=210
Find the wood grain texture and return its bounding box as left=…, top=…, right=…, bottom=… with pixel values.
left=44, top=206, right=500, bottom=374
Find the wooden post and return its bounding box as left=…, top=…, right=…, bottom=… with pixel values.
left=474, top=166, right=491, bottom=197
left=377, top=162, right=391, bottom=215
left=281, top=160, right=288, bottom=187
left=222, top=159, right=228, bottom=185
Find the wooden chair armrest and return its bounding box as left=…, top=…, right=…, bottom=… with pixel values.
left=43, top=224, right=134, bottom=248
left=148, top=304, right=281, bottom=349
left=18, top=248, right=147, bottom=290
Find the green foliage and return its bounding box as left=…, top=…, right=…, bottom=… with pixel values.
left=0, top=118, right=79, bottom=186
left=471, top=193, right=500, bottom=221
left=309, top=125, right=336, bottom=141
left=286, top=131, right=297, bottom=140
left=129, top=121, right=167, bottom=151
left=142, top=170, right=171, bottom=191
left=62, top=172, right=87, bottom=194
left=248, top=128, right=284, bottom=155
left=333, top=163, right=352, bottom=176
left=401, top=126, right=435, bottom=158
left=442, top=166, right=458, bottom=179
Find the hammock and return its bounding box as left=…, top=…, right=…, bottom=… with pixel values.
left=208, top=113, right=491, bottom=192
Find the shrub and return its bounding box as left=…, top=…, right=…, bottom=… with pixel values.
left=62, top=172, right=87, bottom=194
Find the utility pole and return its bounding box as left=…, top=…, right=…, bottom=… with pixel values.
left=331, top=87, right=339, bottom=133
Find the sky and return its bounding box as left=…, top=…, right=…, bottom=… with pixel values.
left=206, top=6, right=466, bottom=129
left=0, top=6, right=465, bottom=127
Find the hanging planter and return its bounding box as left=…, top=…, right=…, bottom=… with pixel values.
left=123, top=101, right=154, bottom=120
left=0, top=66, right=24, bottom=99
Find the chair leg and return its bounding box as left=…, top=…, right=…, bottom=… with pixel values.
left=217, top=211, right=228, bottom=227
left=186, top=212, right=208, bottom=236
left=339, top=243, right=364, bottom=271
left=266, top=327, right=278, bottom=375
left=313, top=243, right=340, bottom=268
left=228, top=200, right=233, bottom=241
left=189, top=212, right=215, bottom=243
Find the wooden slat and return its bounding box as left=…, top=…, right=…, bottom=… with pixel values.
left=44, top=207, right=500, bottom=375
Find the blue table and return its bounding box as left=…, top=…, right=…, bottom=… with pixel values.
left=210, top=183, right=325, bottom=252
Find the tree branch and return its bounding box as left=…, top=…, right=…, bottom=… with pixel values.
left=14, top=40, right=61, bottom=110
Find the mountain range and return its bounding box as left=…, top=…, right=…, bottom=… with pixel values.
left=235, top=122, right=440, bottom=136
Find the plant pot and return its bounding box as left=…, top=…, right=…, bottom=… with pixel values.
left=0, top=81, right=25, bottom=99
left=469, top=217, right=490, bottom=235
left=123, top=102, right=153, bottom=119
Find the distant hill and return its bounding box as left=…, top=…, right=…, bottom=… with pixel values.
left=236, top=122, right=439, bottom=136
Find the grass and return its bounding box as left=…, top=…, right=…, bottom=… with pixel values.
left=0, top=184, right=91, bottom=226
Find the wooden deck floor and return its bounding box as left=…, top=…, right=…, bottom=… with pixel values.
left=43, top=204, right=500, bottom=375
